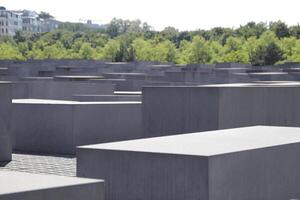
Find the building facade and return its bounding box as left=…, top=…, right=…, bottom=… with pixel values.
left=0, top=7, right=22, bottom=36
left=20, top=10, right=42, bottom=33
left=0, top=6, right=61, bottom=36
left=41, top=19, right=61, bottom=33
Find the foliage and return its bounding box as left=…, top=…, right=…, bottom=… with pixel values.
left=1, top=19, right=300, bottom=65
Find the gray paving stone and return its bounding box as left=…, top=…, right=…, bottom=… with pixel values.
left=0, top=153, right=76, bottom=177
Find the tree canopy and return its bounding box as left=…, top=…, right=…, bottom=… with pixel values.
left=2, top=19, right=300, bottom=65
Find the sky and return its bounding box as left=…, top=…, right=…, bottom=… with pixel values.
left=1, top=0, right=300, bottom=31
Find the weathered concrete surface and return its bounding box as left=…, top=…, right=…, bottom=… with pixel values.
left=77, top=126, right=300, bottom=200
left=0, top=171, right=104, bottom=200
left=12, top=81, right=115, bottom=100
left=12, top=99, right=142, bottom=155
left=142, top=85, right=300, bottom=137
left=0, top=82, right=12, bottom=161
left=73, top=103, right=142, bottom=147
left=72, top=94, right=141, bottom=102
left=12, top=100, right=74, bottom=154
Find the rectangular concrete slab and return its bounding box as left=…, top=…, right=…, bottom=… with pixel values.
left=0, top=82, right=12, bottom=161
left=142, top=85, right=300, bottom=137
left=79, top=126, right=300, bottom=156
left=12, top=81, right=115, bottom=100
left=0, top=171, right=104, bottom=200
left=77, top=126, right=300, bottom=200
left=12, top=99, right=142, bottom=155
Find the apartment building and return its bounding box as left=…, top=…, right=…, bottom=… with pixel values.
left=0, top=6, right=61, bottom=36
left=21, top=10, right=42, bottom=33
left=0, top=6, right=22, bottom=36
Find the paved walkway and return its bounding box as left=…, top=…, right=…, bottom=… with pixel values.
left=0, top=153, right=76, bottom=177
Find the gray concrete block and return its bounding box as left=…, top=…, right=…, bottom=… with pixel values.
left=12, top=99, right=142, bottom=155
left=0, top=171, right=104, bottom=200
left=77, top=126, right=300, bottom=200
left=72, top=94, right=141, bottom=102
left=12, top=100, right=74, bottom=154
left=12, top=81, right=115, bottom=100
left=0, top=82, right=12, bottom=161
left=142, top=85, right=300, bottom=137
left=248, top=72, right=291, bottom=81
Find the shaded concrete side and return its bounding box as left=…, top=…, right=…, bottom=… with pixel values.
left=0, top=83, right=12, bottom=161
left=72, top=94, right=141, bottom=102
left=143, top=86, right=300, bottom=138
left=74, top=103, right=142, bottom=146
left=12, top=81, right=115, bottom=100
left=12, top=104, right=74, bottom=155
left=0, top=182, right=104, bottom=200
left=218, top=87, right=300, bottom=128
left=142, top=87, right=219, bottom=137
left=217, top=87, right=266, bottom=129
left=12, top=102, right=142, bottom=155
left=209, top=143, right=300, bottom=200
left=263, top=87, right=300, bottom=127
left=77, top=148, right=208, bottom=200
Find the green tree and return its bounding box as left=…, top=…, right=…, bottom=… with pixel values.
left=102, top=39, right=121, bottom=61
left=223, top=37, right=249, bottom=63
left=249, top=31, right=283, bottom=65
left=270, top=21, right=290, bottom=38
left=152, top=40, right=177, bottom=62
left=0, top=43, right=25, bottom=60
left=289, top=25, right=300, bottom=39
left=188, top=36, right=212, bottom=64
left=132, top=38, right=153, bottom=61
left=79, top=43, right=95, bottom=59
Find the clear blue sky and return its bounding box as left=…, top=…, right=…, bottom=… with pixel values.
left=1, top=0, right=300, bottom=31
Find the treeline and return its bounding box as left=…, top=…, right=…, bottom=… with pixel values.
left=1, top=19, right=300, bottom=65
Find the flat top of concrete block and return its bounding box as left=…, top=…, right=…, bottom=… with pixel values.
left=105, top=62, right=129, bottom=65
left=144, top=82, right=300, bottom=88
left=0, top=171, right=103, bottom=195
left=73, top=94, right=141, bottom=97
left=54, top=75, right=104, bottom=79
left=90, top=79, right=127, bottom=81
left=147, top=65, right=173, bottom=68
left=201, top=82, right=300, bottom=87
left=114, top=91, right=142, bottom=95
left=55, top=66, right=95, bottom=69
left=214, top=67, right=249, bottom=70
left=253, top=81, right=297, bottom=84
left=267, top=82, right=300, bottom=86
left=200, top=83, right=256, bottom=87
left=142, top=84, right=256, bottom=88
left=103, top=73, right=146, bottom=75
left=12, top=99, right=141, bottom=105
left=22, top=77, right=53, bottom=80
left=249, top=72, right=289, bottom=75
left=79, top=126, right=300, bottom=156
